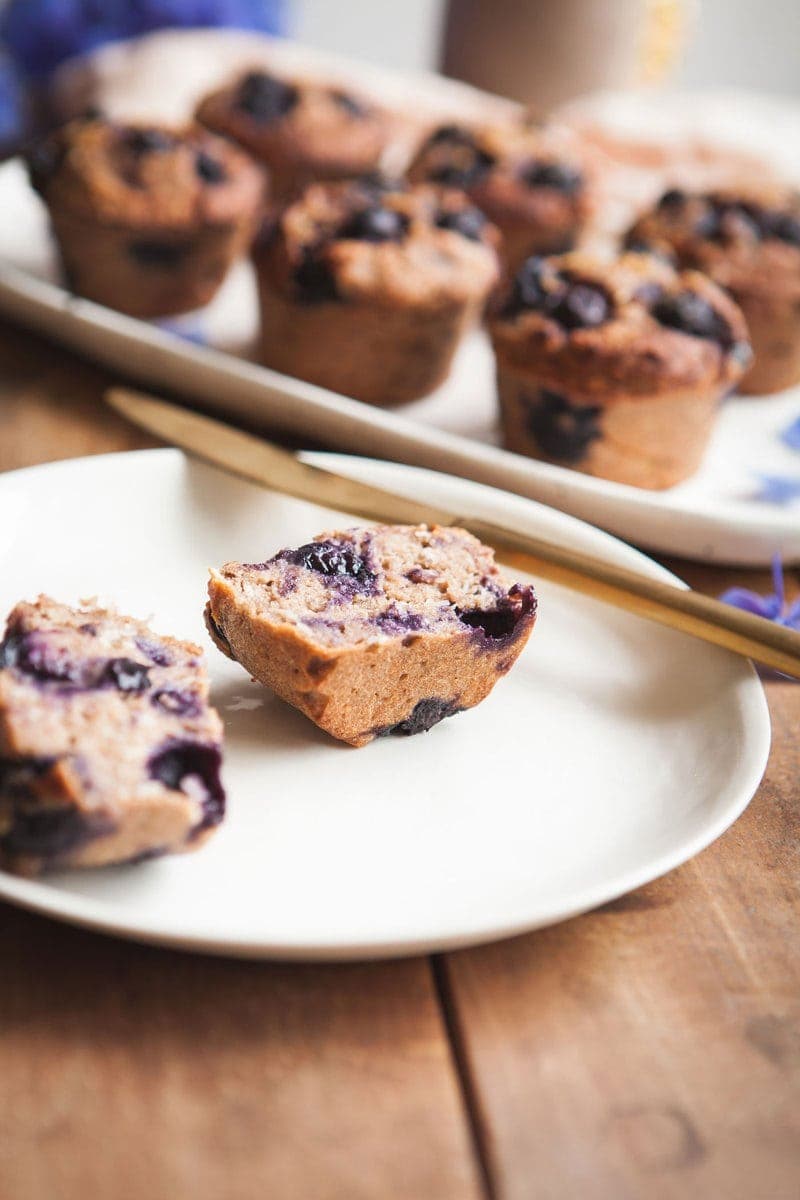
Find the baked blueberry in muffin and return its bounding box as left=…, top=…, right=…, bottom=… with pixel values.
left=205, top=524, right=537, bottom=747
left=252, top=178, right=500, bottom=405
left=0, top=597, right=225, bottom=875
left=195, top=68, right=396, bottom=200
left=27, top=113, right=266, bottom=318
left=626, top=187, right=800, bottom=393
left=489, top=250, right=751, bottom=489
left=408, top=116, right=594, bottom=269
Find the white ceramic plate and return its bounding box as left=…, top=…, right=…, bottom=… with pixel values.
left=0, top=449, right=770, bottom=959
left=0, top=136, right=799, bottom=566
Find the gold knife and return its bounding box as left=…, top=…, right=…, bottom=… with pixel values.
left=106, top=387, right=800, bottom=678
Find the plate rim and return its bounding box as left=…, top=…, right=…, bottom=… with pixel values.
left=0, top=448, right=772, bottom=960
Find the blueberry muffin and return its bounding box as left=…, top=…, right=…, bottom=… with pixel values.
left=0, top=597, right=225, bottom=876
left=27, top=113, right=267, bottom=318
left=626, top=187, right=800, bottom=394
left=195, top=68, right=396, bottom=201
left=489, top=251, right=751, bottom=489
left=205, top=524, right=537, bottom=747
left=252, top=178, right=500, bottom=405
left=408, top=117, right=594, bottom=270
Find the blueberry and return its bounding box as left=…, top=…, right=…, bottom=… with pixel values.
left=550, top=281, right=611, bottom=330
left=331, top=89, right=368, bottom=118
left=152, top=688, right=201, bottom=717
left=695, top=199, right=760, bottom=243
left=521, top=160, right=582, bottom=194
left=195, top=151, right=227, bottom=184
left=284, top=539, right=375, bottom=584
left=458, top=584, right=537, bottom=640
left=428, top=124, right=473, bottom=147
left=375, top=698, right=463, bottom=737
left=435, top=206, right=487, bottom=241
left=125, top=128, right=173, bottom=155
left=652, top=290, right=733, bottom=346
left=102, top=658, right=151, bottom=693
left=338, top=206, right=409, bottom=243
left=429, top=146, right=495, bottom=189
left=148, top=741, right=225, bottom=833
left=504, top=256, right=548, bottom=315
left=765, top=211, right=800, bottom=246
left=236, top=71, right=298, bottom=121
left=525, top=388, right=602, bottom=463
left=657, top=188, right=686, bottom=210
left=128, top=240, right=190, bottom=268
left=293, top=252, right=339, bottom=304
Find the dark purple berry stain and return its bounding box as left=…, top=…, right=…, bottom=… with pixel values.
left=135, top=637, right=173, bottom=667
left=525, top=389, right=602, bottom=463
left=280, top=539, right=376, bottom=587
left=151, top=688, right=202, bottom=718
left=236, top=71, right=298, bottom=121
left=520, top=160, right=582, bottom=194
left=148, top=741, right=225, bottom=834
left=1, top=632, right=153, bottom=696
left=1, top=805, right=112, bottom=861
left=0, top=755, right=56, bottom=796
left=375, top=697, right=463, bottom=738
left=373, top=607, right=427, bottom=636
left=0, top=631, right=86, bottom=686
left=338, top=206, right=409, bottom=243
left=457, top=583, right=536, bottom=642
left=330, top=89, right=368, bottom=118
left=204, top=608, right=233, bottom=654
left=102, top=658, right=151, bottom=693
left=127, top=240, right=190, bottom=268
left=435, top=206, right=487, bottom=241
left=651, top=290, right=734, bottom=348
left=195, top=151, right=227, bottom=184
left=293, top=250, right=339, bottom=304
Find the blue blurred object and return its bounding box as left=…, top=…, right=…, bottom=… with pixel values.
left=0, top=53, right=24, bottom=153
left=0, top=0, right=288, bottom=78
left=0, top=0, right=287, bottom=153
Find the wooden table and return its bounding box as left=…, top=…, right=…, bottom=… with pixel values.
left=1, top=318, right=798, bottom=1200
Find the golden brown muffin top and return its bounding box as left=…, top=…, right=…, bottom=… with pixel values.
left=195, top=68, right=395, bottom=191
left=255, top=178, right=501, bottom=308
left=626, top=187, right=800, bottom=300
left=489, top=249, right=751, bottom=398
left=408, top=116, right=594, bottom=242
left=27, top=113, right=267, bottom=230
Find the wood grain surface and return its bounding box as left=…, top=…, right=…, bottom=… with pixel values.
left=0, top=317, right=797, bottom=1200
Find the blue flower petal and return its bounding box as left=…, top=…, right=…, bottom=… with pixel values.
left=781, top=414, right=800, bottom=452
left=719, top=587, right=783, bottom=619
left=751, top=475, right=800, bottom=505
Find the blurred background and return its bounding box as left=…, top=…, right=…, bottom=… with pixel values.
left=1, top=0, right=797, bottom=153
